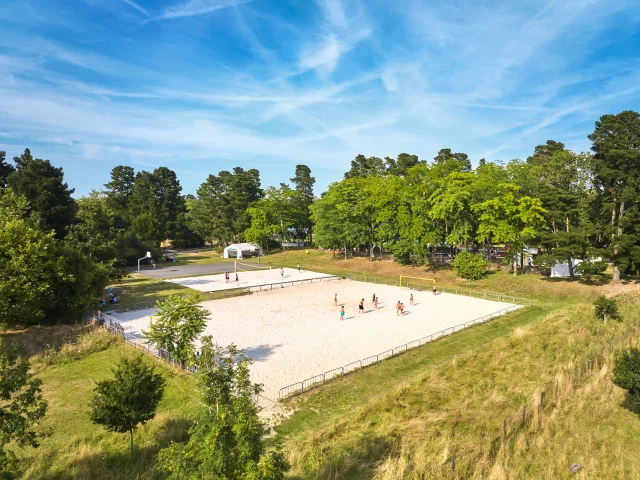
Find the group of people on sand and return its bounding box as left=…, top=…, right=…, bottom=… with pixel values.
left=224, top=271, right=239, bottom=283
left=336, top=291, right=429, bottom=320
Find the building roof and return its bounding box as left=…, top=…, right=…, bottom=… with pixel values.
left=224, top=243, right=260, bottom=251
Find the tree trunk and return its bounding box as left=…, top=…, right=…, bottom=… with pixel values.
left=129, top=428, right=134, bottom=454
left=568, top=256, right=575, bottom=281
left=611, top=200, right=620, bottom=281
left=344, top=241, right=347, bottom=260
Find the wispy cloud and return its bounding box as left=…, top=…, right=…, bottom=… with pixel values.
left=157, top=0, right=252, bottom=20
left=298, top=34, right=344, bottom=75
left=120, top=0, right=150, bottom=17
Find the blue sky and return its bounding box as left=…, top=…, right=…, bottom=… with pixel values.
left=1, top=0, right=639, bottom=196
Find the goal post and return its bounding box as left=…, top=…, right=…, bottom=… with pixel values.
left=399, top=276, right=436, bottom=289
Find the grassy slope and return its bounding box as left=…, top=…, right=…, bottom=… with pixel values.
left=17, top=338, right=201, bottom=480
left=6, top=251, right=640, bottom=479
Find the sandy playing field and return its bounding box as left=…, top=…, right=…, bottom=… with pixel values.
left=113, top=277, right=519, bottom=404
left=166, top=267, right=335, bottom=292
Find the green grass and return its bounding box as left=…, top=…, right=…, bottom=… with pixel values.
left=102, top=275, right=198, bottom=310
left=18, top=338, right=200, bottom=480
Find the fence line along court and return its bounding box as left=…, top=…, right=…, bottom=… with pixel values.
left=165, top=264, right=336, bottom=293
left=112, top=271, right=523, bottom=404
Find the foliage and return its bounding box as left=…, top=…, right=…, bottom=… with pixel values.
left=155, top=337, right=289, bottom=479
left=593, top=295, right=620, bottom=323
left=7, top=149, right=76, bottom=239
left=143, top=295, right=209, bottom=366
left=589, top=110, right=640, bottom=280
left=89, top=356, right=166, bottom=453
left=0, top=339, right=48, bottom=474
left=0, top=190, right=61, bottom=327
left=0, top=151, right=14, bottom=189
left=451, top=250, right=489, bottom=280
left=613, top=347, right=640, bottom=406
left=189, top=167, right=263, bottom=245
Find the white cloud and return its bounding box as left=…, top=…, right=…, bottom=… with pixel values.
left=315, top=0, right=347, bottom=29
left=158, top=0, right=252, bottom=20
left=298, top=34, right=344, bottom=74
left=120, top=0, right=150, bottom=17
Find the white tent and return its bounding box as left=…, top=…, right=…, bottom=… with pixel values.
left=551, top=259, right=582, bottom=278
left=223, top=243, right=262, bottom=259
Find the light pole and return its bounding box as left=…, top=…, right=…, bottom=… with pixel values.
left=138, top=251, right=151, bottom=274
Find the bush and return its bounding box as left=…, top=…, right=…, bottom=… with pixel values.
left=452, top=251, right=489, bottom=280
left=593, top=296, right=620, bottom=323
left=613, top=347, right=640, bottom=406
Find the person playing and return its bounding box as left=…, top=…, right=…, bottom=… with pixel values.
left=359, top=299, right=364, bottom=314
left=374, top=296, right=379, bottom=309
left=410, top=293, right=414, bottom=306
left=281, top=267, right=284, bottom=279
left=396, top=301, right=402, bottom=316
left=107, top=286, right=113, bottom=296
left=334, top=294, right=338, bottom=306
left=224, top=272, right=228, bottom=283
left=235, top=272, right=239, bottom=283
left=111, top=295, right=118, bottom=304
left=372, top=293, right=376, bottom=304
left=400, top=303, right=405, bottom=315
left=340, top=305, right=345, bottom=321
left=297, top=263, right=301, bottom=273
left=432, top=285, right=437, bottom=295
left=98, top=297, right=107, bottom=305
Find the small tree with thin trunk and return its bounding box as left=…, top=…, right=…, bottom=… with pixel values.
left=89, top=356, right=166, bottom=453
left=593, top=296, right=620, bottom=323
left=143, top=294, right=209, bottom=367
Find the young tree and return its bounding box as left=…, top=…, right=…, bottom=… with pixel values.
left=593, top=296, right=620, bottom=323
left=613, top=347, right=640, bottom=407
left=155, top=337, right=289, bottom=479
left=0, top=339, right=48, bottom=473
left=143, top=295, right=209, bottom=367
left=89, top=356, right=166, bottom=453
left=7, top=149, right=76, bottom=239
left=589, top=110, right=640, bottom=281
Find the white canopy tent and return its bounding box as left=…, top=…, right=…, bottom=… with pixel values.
left=223, top=243, right=262, bottom=259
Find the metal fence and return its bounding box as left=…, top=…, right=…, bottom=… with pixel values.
left=277, top=304, right=520, bottom=399
left=342, top=273, right=530, bottom=306
left=85, top=310, right=198, bottom=374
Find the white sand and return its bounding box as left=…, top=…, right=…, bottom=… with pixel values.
left=166, top=267, right=334, bottom=292
left=113, top=277, right=519, bottom=404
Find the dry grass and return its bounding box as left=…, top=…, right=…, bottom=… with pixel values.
left=280, top=296, right=640, bottom=479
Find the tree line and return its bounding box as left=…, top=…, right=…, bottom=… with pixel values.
left=311, top=111, right=640, bottom=282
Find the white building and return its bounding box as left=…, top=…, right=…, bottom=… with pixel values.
left=223, top=243, right=262, bottom=259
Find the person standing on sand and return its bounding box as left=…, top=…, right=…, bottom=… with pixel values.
left=432, top=285, right=437, bottom=295
left=340, top=305, right=345, bottom=321
left=297, top=263, right=301, bottom=273
left=281, top=267, right=284, bottom=279
left=410, top=294, right=414, bottom=306
left=396, top=301, right=402, bottom=316
left=334, top=294, right=338, bottom=306
left=359, top=299, right=364, bottom=314
left=372, top=293, right=376, bottom=304
left=374, top=296, right=379, bottom=309
left=235, top=272, right=239, bottom=283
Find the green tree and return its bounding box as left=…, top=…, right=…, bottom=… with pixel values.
left=452, top=251, right=489, bottom=280
left=472, top=183, right=546, bottom=274
left=290, top=165, right=315, bottom=242
left=104, top=165, right=135, bottom=219
left=156, top=337, right=289, bottom=479
left=344, top=154, right=386, bottom=178
left=7, top=149, right=76, bottom=239
left=190, top=168, right=263, bottom=245
left=385, top=153, right=422, bottom=176
left=0, top=339, right=48, bottom=473
left=593, top=295, right=620, bottom=323
left=0, top=151, right=15, bottom=188
left=245, top=185, right=297, bottom=250
left=89, top=356, right=166, bottom=453
left=613, top=347, right=640, bottom=407
left=0, top=190, right=61, bottom=327
left=433, top=148, right=472, bottom=172
left=589, top=110, right=640, bottom=281
left=143, top=295, right=209, bottom=367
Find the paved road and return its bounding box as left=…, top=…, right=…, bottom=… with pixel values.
left=135, top=262, right=265, bottom=279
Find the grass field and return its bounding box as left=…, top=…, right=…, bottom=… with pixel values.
left=4, top=251, right=640, bottom=479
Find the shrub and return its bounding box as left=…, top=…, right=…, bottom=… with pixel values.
left=452, top=251, right=489, bottom=280
left=593, top=296, right=620, bottom=323
left=613, top=347, right=640, bottom=406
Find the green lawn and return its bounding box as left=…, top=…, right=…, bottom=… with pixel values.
left=18, top=338, right=200, bottom=480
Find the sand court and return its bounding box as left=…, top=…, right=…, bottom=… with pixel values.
left=165, top=266, right=335, bottom=292
left=113, top=277, right=519, bottom=403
